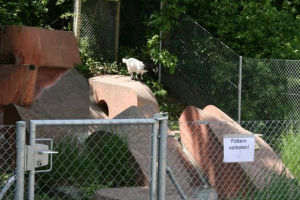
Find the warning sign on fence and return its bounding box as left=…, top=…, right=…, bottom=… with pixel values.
left=223, top=134, right=255, bottom=163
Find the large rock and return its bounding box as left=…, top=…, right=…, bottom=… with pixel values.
left=92, top=106, right=206, bottom=200
left=0, top=25, right=83, bottom=124
left=0, top=65, right=37, bottom=116
left=179, top=105, right=292, bottom=199
left=89, top=75, right=159, bottom=118
left=1, top=25, right=82, bottom=68
left=29, top=68, right=107, bottom=120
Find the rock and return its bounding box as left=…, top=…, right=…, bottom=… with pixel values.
left=92, top=106, right=206, bottom=200
left=89, top=75, right=159, bottom=118
left=29, top=68, right=107, bottom=120
left=1, top=25, right=82, bottom=68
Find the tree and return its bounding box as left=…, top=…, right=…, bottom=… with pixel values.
left=0, top=0, right=48, bottom=26
left=185, top=0, right=300, bottom=60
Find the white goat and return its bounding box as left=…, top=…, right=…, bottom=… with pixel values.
left=122, top=58, right=150, bottom=81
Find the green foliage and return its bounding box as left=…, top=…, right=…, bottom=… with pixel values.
left=186, top=0, right=300, bottom=60
left=146, top=78, right=186, bottom=122
left=146, top=0, right=186, bottom=33
left=76, top=38, right=124, bottom=78
left=0, top=0, right=48, bottom=26
left=46, top=0, right=74, bottom=30
left=238, top=172, right=300, bottom=200
left=241, top=59, right=293, bottom=120
left=35, top=137, right=99, bottom=191
left=146, top=35, right=178, bottom=74
left=86, top=131, right=136, bottom=187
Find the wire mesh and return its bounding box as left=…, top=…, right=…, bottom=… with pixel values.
left=75, top=1, right=300, bottom=121
left=161, top=12, right=300, bottom=121
left=166, top=120, right=300, bottom=200
left=242, top=58, right=300, bottom=120
left=161, top=13, right=240, bottom=120
left=0, top=125, right=16, bottom=200
left=33, top=123, right=153, bottom=200
left=77, top=0, right=119, bottom=62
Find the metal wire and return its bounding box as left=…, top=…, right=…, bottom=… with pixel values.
left=1, top=120, right=299, bottom=199
left=165, top=120, right=300, bottom=200
left=74, top=0, right=119, bottom=62
left=160, top=13, right=300, bottom=121
left=0, top=125, right=17, bottom=200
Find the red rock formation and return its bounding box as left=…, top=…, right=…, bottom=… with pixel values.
left=1, top=25, right=82, bottom=67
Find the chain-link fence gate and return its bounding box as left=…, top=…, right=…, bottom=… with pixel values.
left=1, top=118, right=299, bottom=199
left=0, top=114, right=169, bottom=200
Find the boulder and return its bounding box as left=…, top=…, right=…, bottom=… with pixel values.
left=92, top=106, right=206, bottom=200
left=89, top=75, right=159, bottom=118
left=29, top=68, right=107, bottom=120
left=1, top=25, right=82, bottom=68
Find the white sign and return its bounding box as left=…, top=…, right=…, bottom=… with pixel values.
left=223, top=134, right=255, bottom=163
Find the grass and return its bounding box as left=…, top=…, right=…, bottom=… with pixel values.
left=247, top=173, right=299, bottom=200
left=280, top=128, right=300, bottom=182
left=230, top=127, right=300, bottom=200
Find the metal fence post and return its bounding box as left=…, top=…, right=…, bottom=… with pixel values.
left=74, top=0, right=82, bottom=38
left=115, top=0, right=121, bottom=62
left=15, top=121, right=26, bottom=200
left=238, top=56, right=243, bottom=123
left=28, top=121, right=36, bottom=200
left=158, top=1, right=163, bottom=84
left=156, top=113, right=168, bottom=200
left=150, top=120, right=158, bottom=200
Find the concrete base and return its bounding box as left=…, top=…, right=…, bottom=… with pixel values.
left=89, top=75, right=159, bottom=118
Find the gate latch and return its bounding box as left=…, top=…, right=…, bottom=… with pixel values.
left=25, top=138, right=58, bottom=172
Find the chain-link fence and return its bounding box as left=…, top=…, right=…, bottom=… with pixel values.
left=1, top=119, right=299, bottom=199
left=0, top=125, right=16, bottom=200
left=74, top=2, right=300, bottom=121
left=161, top=13, right=300, bottom=122
left=74, top=0, right=158, bottom=63
left=166, top=120, right=300, bottom=200
left=161, top=13, right=240, bottom=120
left=242, top=59, right=300, bottom=120
left=30, top=119, right=159, bottom=200
left=74, top=0, right=121, bottom=62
